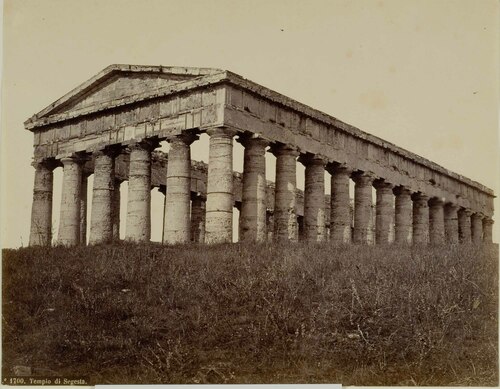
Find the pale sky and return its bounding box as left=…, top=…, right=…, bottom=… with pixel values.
left=1, top=0, right=499, bottom=248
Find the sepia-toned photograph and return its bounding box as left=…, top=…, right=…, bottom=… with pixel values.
left=1, top=0, right=498, bottom=386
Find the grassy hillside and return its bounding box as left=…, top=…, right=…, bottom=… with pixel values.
left=2, top=242, right=498, bottom=385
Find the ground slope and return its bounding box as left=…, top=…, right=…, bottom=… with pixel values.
left=2, top=243, right=498, bottom=385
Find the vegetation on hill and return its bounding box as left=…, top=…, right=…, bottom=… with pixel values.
left=2, top=242, right=498, bottom=385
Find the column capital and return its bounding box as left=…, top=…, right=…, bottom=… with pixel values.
left=352, top=171, right=376, bottom=185
left=444, top=202, right=459, bottom=211
left=483, top=217, right=494, bottom=226
left=60, top=155, right=87, bottom=166
left=298, top=153, right=328, bottom=167
left=471, top=212, right=484, bottom=220
left=31, top=158, right=58, bottom=171
left=92, top=144, right=123, bottom=158
left=411, top=192, right=429, bottom=203
left=269, top=143, right=300, bottom=157
left=237, top=133, right=270, bottom=148
left=206, top=127, right=238, bottom=138
left=458, top=207, right=473, bottom=217
left=373, top=179, right=394, bottom=190
left=393, top=185, right=412, bottom=196
left=428, top=197, right=445, bottom=207
left=326, top=162, right=353, bottom=176
left=166, top=131, right=199, bottom=146
left=127, top=138, right=159, bottom=153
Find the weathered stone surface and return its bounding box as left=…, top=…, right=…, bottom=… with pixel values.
left=26, top=65, right=496, bottom=246
left=112, top=178, right=122, bottom=241
left=328, top=164, right=352, bottom=244
left=163, top=133, right=197, bottom=244
left=191, top=194, right=206, bottom=243
left=483, top=218, right=494, bottom=243
left=58, top=157, right=83, bottom=246
left=471, top=213, right=483, bottom=244
left=300, top=154, right=327, bottom=242
left=125, top=141, right=154, bottom=242
left=239, top=135, right=268, bottom=242
left=458, top=208, right=472, bottom=243
left=271, top=144, right=299, bottom=241
left=80, top=173, right=89, bottom=244
left=352, top=172, right=374, bottom=244
left=393, top=186, right=412, bottom=244
left=412, top=193, right=429, bottom=245
left=374, top=180, right=394, bottom=245
left=444, top=203, right=459, bottom=244
left=89, top=149, right=117, bottom=244
left=429, top=198, right=445, bottom=244
left=205, top=128, right=237, bottom=244
left=29, top=160, right=56, bottom=246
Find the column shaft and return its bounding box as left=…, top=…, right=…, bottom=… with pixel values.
left=58, top=157, right=83, bottom=246
left=112, top=179, right=122, bottom=241
left=89, top=150, right=116, bottom=244
left=329, top=165, right=352, bottom=244
left=353, top=172, right=374, bottom=244
left=412, top=193, right=429, bottom=245
left=471, top=214, right=483, bottom=244
left=444, top=204, right=459, bottom=244
left=80, top=174, right=89, bottom=245
left=163, top=133, right=196, bottom=244
left=483, top=218, right=494, bottom=243
left=205, top=128, right=236, bottom=243
left=125, top=142, right=153, bottom=242
left=272, top=145, right=299, bottom=241
left=429, top=198, right=445, bottom=244
left=394, top=187, right=412, bottom=244
left=29, top=161, right=54, bottom=246
left=458, top=209, right=472, bottom=243
left=191, top=195, right=206, bottom=243
left=375, top=181, right=394, bottom=244
left=301, top=155, right=326, bottom=242
left=239, top=137, right=268, bottom=242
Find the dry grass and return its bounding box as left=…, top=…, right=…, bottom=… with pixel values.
left=2, top=242, right=498, bottom=385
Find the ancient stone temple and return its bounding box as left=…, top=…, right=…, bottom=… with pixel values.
left=26, top=65, right=495, bottom=246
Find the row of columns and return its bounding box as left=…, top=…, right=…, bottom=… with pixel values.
left=29, top=127, right=494, bottom=247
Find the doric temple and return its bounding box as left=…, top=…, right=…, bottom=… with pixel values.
left=25, top=64, right=495, bottom=246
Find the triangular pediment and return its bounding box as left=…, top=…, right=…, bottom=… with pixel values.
left=27, top=64, right=223, bottom=123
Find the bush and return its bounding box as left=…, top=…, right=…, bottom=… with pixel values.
left=2, top=242, right=498, bottom=385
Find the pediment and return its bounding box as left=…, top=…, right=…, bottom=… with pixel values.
left=28, top=64, right=222, bottom=123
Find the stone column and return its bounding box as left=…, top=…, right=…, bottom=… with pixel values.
left=471, top=213, right=483, bottom=244
left=89, top=149, right=117, bottom=244
left=271, top=144, right=299, bottom=241
left=191, top=193, right=206, bottom=243
left=412, top=193, right=429, bottom=245
left=112, top=178, right=122, bottom=241
left=29, top=159, right=56, bottom=246
left=483, top=218, right=494, bottom=243
left=428, top=198, right=445, bottom=244
left=393, top=186, right=412, bottom=244
left=266, top=211, right=274, bottom=241
left=79, top=172, right=90, bottom=245
left=299, top=154, right=327, bottom=242
left=205, top=128, right=237, bottom=244
left=163, top=132, right=197, bottom=244
left=58, top=156, right=83, bottom=246
left=239, top=135, right=269, bottom=242
left=458, top=208, right=472, bottom=243
left=352, top=172, right=374, bottom=244
left=125, top=141, right=155, bottom=242
left=328, top=164, right=352, bottom=244
left=444, top=203, right=459, bottom=244
left=374, top=180, right=394, bottom=244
